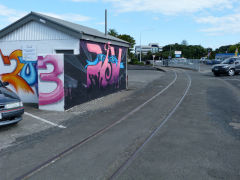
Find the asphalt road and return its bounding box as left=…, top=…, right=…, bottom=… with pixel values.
left=0, top=66, right=240, bottom=180
left=0, top=68, right=163, bottom=151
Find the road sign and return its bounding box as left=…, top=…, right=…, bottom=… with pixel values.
left=175, top=51, right=182, bottom=55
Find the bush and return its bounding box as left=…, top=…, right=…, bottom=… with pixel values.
left=129, top=58, right=145, bottom=65
left=146, top=60, right=150, bottom=65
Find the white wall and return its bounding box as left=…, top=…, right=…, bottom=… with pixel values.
left=0, top=39, right=79, bottom=55
left=0, top=21, right=80, bottom=55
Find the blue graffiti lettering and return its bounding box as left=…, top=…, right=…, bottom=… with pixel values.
left=85, top=54, right=124, bottom=69
left=18, top=56, right=37, bottom=86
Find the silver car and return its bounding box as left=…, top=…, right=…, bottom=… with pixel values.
left=0, top=81, right=24, bottom=126
left=212, top=57, right=240, bottom=76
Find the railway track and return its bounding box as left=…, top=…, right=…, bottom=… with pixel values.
left=16, top=70, right=181, bottom=180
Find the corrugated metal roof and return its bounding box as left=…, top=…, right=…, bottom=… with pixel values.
left=0, top=12, right=130, bottom=47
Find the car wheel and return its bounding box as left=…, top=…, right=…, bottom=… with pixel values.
left=228, top=69, right=235, bottom=76
left=214, top=72, right=219, bottom=76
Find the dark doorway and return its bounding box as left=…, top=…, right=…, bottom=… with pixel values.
left=55, top=50, right=74, bottom=54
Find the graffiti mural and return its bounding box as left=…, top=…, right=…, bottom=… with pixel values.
left=0, top=42, right=126, bottom=111
left=85, top=42, right=124, bottom=88
left=38, top=55, right=64, bottom=111
left=64, top=40, right=127, bottom=109
left=0, top=49, right=38, bottom=103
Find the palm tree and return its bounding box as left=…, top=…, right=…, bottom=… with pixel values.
left=108, top=29, right=118, bottom=37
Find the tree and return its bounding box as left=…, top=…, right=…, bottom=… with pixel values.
left=228, top=43, right=240, bottom=53
left=161, top=42, right=240, bottom=60
left=118, top=34, right=136, bottom=61
left=146, top=51, right=153, bottom=60
left=108, top=29, right=136, bottom=48
left=215, top=43, right=240, bottom=55
left=215, top=45, right=231, bottom=53
left=117, top=34, right=136, bottom=49
left=162, top=43, right=207, bottom=59
left=108, top=29, right=118, bottom=37
left=108, top=29, right=136, bottom=62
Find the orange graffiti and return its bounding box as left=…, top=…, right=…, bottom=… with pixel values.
left=0, top=49, right=34, bottom=93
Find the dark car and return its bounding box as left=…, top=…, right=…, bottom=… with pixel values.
left=0, top=80, right=24, bottom=126
left=212, top=57, right=240, bottom=76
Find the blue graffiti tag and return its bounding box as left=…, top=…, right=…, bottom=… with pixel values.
left=18, top=56, right=38, bottom=86
left=85, top=54, right=124, bottom=69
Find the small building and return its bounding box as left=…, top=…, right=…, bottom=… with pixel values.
left=0, top=12, right=130, bottom=111
left=135, top=43, right=162, bottom=55
left=215, top=53, right=235, bottom=60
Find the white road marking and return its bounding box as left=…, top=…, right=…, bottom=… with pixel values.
left=24, top=112, right=66, bottom=129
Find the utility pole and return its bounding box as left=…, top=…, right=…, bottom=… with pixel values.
left=105, top=9, right=107, bottom=36
left=140, top=32, right=142, bottom=63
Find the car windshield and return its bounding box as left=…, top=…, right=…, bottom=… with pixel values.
left=221, top=58, right=235, bottom=64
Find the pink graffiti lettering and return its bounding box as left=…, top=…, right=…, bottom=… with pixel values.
left=86, top=42, right=123, bottom=88
left=111, top=48, right=122, bottom=86
left=110, top=46, right=115, bottom=56
left=38, top=55, right=64, bottom=105
left=87, top=43, right=102, bottom=54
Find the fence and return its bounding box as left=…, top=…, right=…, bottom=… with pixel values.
left=154, top=59, right=200, bottom=71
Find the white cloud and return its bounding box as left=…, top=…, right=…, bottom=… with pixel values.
left=103, top=0, right=234, bottom=15
left=0, top=3, right=91, bottom=29
left=96, top=22, right=105, bottom=25
left=196, top=13, right=240, bottom=34
left=0, top=4, right=27, bottom=23
left=69, top=0, right=235, bottom=15
left=0, top=4, right=16, bottom=16
left=71, top=0, right=97, bottom=2
left=41, top=12, right=91, bottom=22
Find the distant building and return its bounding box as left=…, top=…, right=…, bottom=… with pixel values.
left=135, top=43, right=163, bottom=55
left=215, top=53, right=235, bottom=60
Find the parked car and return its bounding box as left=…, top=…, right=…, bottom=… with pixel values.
left=0, top=80, right=24, bottom=126
left=200, top=57, right=207, bottom=63
left=212, top=57, right=240, bottom=76
left=206, top=59, right=214, bottom=65
left=213, top=59, right=223, bottom=64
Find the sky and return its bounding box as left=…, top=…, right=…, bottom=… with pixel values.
left=0, top=0, right=240, bottom=49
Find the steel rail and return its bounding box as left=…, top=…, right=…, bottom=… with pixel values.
left=109, top=71, right=192, bottom=180
left=16, top=71, right=178, bottom=180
